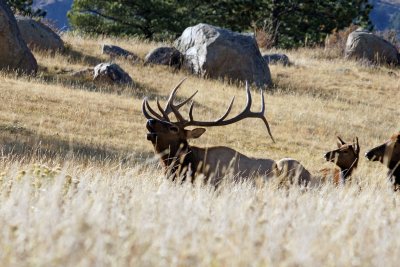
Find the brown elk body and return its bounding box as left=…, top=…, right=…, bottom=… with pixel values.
left=321, top=136, right=360, bottom=185
left=365, top=132, right=400, bottom=190
left=143, top=79, right=276, bottom=185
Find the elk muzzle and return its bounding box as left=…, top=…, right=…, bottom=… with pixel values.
left=324, top=151, right=337, bottom=162
left=146, top=119, right=157, bottom=142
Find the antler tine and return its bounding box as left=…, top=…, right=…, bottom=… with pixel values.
left=156, top=98, right=170, bottom=121
left=175, top=90, right=198, bottom=110
left=142, top=98, right=159, bottom=120
left=145, top=99, right=164, bottom=120
left=164, top=78, right=187, bottom=112
left=258, top=89, right=275, bottom=142
left=260, top=89, right=265, bottom=114
left=245, top=81, right=252, bottom=111
left=261, top=115, right=275, bottom=143
left=189, top=101, right=194, bottom=121
left=163, top=78, right=192, bottom=122
left=216, top=97, right=235, bottom=122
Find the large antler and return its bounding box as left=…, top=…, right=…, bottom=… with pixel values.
left=142, top=79, right=275, bottom=142
left=142, top=78, right=196, bottom=122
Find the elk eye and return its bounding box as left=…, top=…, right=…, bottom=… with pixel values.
left=169, top=126, right=179, bottom=133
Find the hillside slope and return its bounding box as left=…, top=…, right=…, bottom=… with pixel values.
left=0, top=34, right=399, bottom=266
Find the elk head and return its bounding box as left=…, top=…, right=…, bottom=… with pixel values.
left=365, top=132, right=400, bottom=170
left=142, top=78, right=275, bottom=175
left=324, top=136, right=360, bottom=180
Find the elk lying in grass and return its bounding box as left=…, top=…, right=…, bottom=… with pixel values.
left=365, top=132, right=400, bottom=190
left=274, top=136, right=360, bottom=187
left=142, top=79, right=278, bottom=185
left=273, top=158, right=312, bottom=187
left=319, top=136, right=360, bottom=185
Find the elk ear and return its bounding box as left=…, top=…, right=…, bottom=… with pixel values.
left=186, top=128, right=206, bottom=139
left=337, top=136, right=346, bottom=147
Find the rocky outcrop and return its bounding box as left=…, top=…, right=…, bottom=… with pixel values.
left=16, top=15, right=64, bottom=52
left=93, top=63, right=132, bottom=84
left=0, top=2, right=37, bottom=73
left=345, top=29, right=399, bottom=65
left=144, top=47, right=183, bottom=68
left=175, top=23, right=271, bottom=87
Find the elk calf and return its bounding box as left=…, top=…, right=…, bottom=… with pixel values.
left=276, top=137, right=360, bottom=187
left=143, top=79, right=276, bottom=185
left=320, top=136, right=360, bottom=185
left=365, top=132, right=400, bottom=190
left=273, top=158, right=312, bottom=187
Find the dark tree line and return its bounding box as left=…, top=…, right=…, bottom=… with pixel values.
left=66, top=0, right=373, bottom=48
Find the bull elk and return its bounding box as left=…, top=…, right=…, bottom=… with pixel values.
left=365, top=132, right=400, bottom=190
left=142, top=78, right=277, bottom=185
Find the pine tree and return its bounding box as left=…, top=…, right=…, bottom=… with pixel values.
left=6, top=0, right=46, bottom=17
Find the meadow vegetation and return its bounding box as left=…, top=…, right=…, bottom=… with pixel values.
left=0, top=33, right=399, bottom=266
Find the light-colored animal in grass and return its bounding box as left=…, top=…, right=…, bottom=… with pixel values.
left=142, top=78, right=277, bottom=185
left=273, top=158, right=312, bottom=187
left=365, top=132, right=400, bottom=190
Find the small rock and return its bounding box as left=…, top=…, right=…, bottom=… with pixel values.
left=102, top=44, right=140, bottom=62
left=144, top=47, right=183, bottom=68
left=263, top=54, right=290, bottom=66
left=93, top=63, right=132, bottom=84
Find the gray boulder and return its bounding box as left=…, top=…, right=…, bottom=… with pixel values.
left=175, top=23, right=271, bottom=87
left=93, top=63, right=132, bottom=84
left=263, top=54, right=290, bottom=66
left=345, top=29, right=399, bottom=65
left=0, top=2, right=37, bottom=73
left=102, top=44, right=140, bottom=62
left=144, top=47, right=183, bottom=68
left=16, top=16, right=64, bottom=52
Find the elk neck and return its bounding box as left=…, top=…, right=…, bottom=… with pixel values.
left=160, top=140, right=201, bottom=180
left=338, top=156, right=359, bottom=183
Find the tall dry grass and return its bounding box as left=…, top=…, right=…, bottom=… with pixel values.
left=0, top=32, right=399, bottom=266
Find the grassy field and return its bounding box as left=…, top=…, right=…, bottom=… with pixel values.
left=0, top=33, right=399, bottom=266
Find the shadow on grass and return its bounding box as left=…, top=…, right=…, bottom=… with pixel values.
left=62, top=46, right=104, bottom=66
left=0, top=124, right=153, bottom=165
left=37, top=67, right=163, bottom=101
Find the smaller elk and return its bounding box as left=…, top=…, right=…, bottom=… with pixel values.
left=276, top=136, right=360, bottom=187
left=321, top=136, right=360, bottom=185
left=273, top=158, right=312, bottom=187
left=365, top=132, right=400, bottom=190
left=143, top=78, right=277, bottom=185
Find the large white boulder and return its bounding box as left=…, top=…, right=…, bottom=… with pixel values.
left=175, top=23, right=271, bottom=87
left=345, top=29, right=399, bottom=65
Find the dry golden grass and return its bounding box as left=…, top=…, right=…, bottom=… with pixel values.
left=0, top=33, right=399, bottom=266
